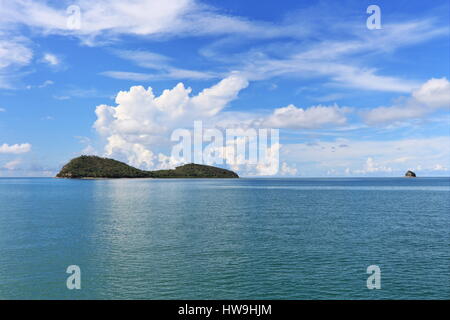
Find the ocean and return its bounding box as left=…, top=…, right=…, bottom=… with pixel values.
left=0, top=177, right=448, bottom=299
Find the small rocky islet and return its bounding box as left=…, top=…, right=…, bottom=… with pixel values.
left=405, top=170, right=416, bottom=178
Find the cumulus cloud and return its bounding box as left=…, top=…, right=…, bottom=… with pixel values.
left=93, top=75, right=248, bottom=169
left=221, top=135, right=281, bottom=176
left=0, top=143, right=32, bottom=154
left=364, top=78, right=450, bottom=125
left=412, top=77, right=450, bottom=108
left=353, top=157, right=392, bottom=174
left=280, top=162, right=298, bottom=176
left=264, top=103, right=348, bottom=129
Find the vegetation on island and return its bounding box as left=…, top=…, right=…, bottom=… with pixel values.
left=56, top=155, right=239, bottom=179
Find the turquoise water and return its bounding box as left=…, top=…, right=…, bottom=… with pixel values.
left=0, top=177, right=449, bottom=299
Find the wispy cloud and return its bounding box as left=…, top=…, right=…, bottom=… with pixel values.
left=102, top=50, right=220, bottom=81
left=0, top=34, right=33, bottom=88
left=201, top=19, right=448, bottom=92
left=52, top=87, right=113, bottom=100
left=0, top=0, right=303, bottom=43
left=26, top=80, right=54, bottom=90
left=101, top=71, right=153, bottom=81
left=3, top=159, right=22, bottom=170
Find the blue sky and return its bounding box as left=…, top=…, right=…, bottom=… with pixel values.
left=0, top=0, right=449, bottom=177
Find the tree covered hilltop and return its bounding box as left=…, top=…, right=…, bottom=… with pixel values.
left=56, top=156, right=239, bottom=179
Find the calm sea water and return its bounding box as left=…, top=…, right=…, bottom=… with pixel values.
left=0, top=177, right=448, bottom=299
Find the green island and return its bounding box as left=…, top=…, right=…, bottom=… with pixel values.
left=56, top=155, right=239, bottom=179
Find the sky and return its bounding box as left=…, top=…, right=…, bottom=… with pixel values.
left=0, top=0, right=449, bottom=177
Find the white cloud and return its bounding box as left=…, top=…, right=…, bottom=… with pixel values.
left=103, top=49, right=220, bottom=81
left=412, top=77, right=450, bottom=108
left=237, top=56, right=421, bottom=93
left=0, top=1, right=447, bottom=92
left=201, top=18, right=448, bottom=93
left=0, top=108, right=5, bottom=112
left=101, top=71, right=153, bottom=81
left=0, top=143, right=32, bottom=154
left=102, top=69, right=219, bottom=82
left=329, top=65, right=419, bottom=93
left=220, top=136, right=281, bottom=176
left=0, top=0, right=285, bottom=43
left=39, top=80, right=54, bottom=87
left=91, top=74, right=449, bottom=176
left=74, top=136, right=98, bottom=155
left=157, top=153, right=184, bottom=170
left=27, top=80, right=55, bottom=89
left=364, top=78, right=450, bottom=125
left=42, top=53, right=60, bottom=66
left=93, top=75, right=248, bottom=169
left=0, top=35, right=33, bottom=88
left=53, top=95, right=70, bottom=100
left=353, top=157, right=393, bottom=174
left=3, top=159, right=22, bottom=170
left=293, top=20, right=448, bottom=61
left=280, top=162, right=298, bottom=176
left=363, top=105, right=425, bottom=125
left=80, top=145, right=97, bottom=155
left=112, top=50, right=171, bottom=69
left=264, top=103, right=348, bottom=129
left=432, top=164, right=448, bottom=171
left=51, top=87, right=112, bottom=100
left=0, top=38, right=32, bottom=69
